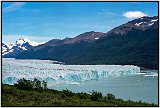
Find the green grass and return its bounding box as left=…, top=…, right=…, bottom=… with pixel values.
left=2, top=84, right=158, bottom=107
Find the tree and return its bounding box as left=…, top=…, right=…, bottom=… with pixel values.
left=33, top=78, right=42, bottom=90
left=14, top=78, right=33, bottom=90
left=42, top=80, right=47, bottom=89
left=77, top=92, right=89, bottom=99
left=33, top=78, right=38, bottom=88
left=62, top=89, right=74, bottom=96
left=106, top=93, right=116, bottom=100
left=90, top=90, right=102, bottom=101
left=14, top=78, right=48, bottom=91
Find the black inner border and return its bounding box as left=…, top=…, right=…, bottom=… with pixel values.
left=1, top=1, right=159, bottom=107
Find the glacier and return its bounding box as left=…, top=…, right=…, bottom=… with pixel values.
left=2, top=58, right=140, bottom=87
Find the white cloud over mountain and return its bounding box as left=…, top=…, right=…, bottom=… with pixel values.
left=123, top=11, right=147, bottom=19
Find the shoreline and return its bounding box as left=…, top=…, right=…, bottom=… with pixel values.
left=140, top=67, right=158, bottom=71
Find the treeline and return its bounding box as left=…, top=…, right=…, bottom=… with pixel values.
left=10, top=78, right=115, bottom=101
left=2, top=78, right=158, bottom=106
left=14, top=78, right=47, bottom=91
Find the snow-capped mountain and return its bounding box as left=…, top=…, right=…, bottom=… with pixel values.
left=107, top=16, right=158, bottom=35
left=2, top=38, right=42, bottom=58
left=15, top=38, right=40, bottom=46
left=2, top=43, right=9, bottom=53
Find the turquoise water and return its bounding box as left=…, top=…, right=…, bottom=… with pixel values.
left=52, top=71, right=158, bottom=104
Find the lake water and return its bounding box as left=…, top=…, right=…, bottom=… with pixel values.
left=2, top=58, right=158, bottom=104
left=53, top=73, right=158, bottom=104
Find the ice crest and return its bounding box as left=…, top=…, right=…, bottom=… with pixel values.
left=2, top=59, right=140, bottom=86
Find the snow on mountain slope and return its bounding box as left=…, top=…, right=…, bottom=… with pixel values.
left=134, top=17, right=158, bottom=27
left=2, top=43, right=9, bottom=53
left=107, top=16, right=158, bottom=35
left=16, top=38, right=40, bottom=46
left=2, top=38, right=42, bottom=58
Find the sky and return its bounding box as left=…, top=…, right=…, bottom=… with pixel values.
left=2, top=2, right=158, bottom=44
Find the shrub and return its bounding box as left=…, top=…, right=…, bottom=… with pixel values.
left=33, top=78, right=42, bottom=90
left=105, top=93, right=116, bottom=100
left=42, top=80, right=47, bottom=89
left=77, top=92, right=89, bottom=99
left=90, top=90, right=102, bottom=101
left=14, top=78, right=48, bottom=91
left=62, top=89, right=74, bottom=96
left=14, top=78, right=33, bottom=91
left=61, top=93, right=67, bottom=98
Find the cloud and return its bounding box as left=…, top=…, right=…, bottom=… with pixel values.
left=105, top=12, right=117, bottom=16
left=3, top=2, right=25, bottom=13
left=100, top=9, right=117, bottom=16
left=123, top=11, right=147, bottom=19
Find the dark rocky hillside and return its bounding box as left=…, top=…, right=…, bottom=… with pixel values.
left=67, top=29, right=158, bottom=69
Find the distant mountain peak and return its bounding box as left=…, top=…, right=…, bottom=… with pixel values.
left=2, top=38, right=42, bottom=58
left=15, top=37, right=40, bottom=46
left=16, top=37, right=26, bottom=45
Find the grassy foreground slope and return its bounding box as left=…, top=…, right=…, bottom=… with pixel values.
left=2, top=82, right=157, bottom=107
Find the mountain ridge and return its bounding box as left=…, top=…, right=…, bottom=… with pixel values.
left=11, top=16, right=159, bottom=69
left=104, top=16, right=158, bottom=36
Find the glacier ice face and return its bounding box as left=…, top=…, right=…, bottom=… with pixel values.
left=2, top=58, right=140, bottom=86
